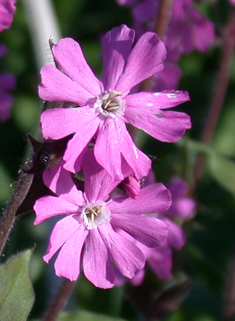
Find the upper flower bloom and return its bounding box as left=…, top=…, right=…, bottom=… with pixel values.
left=39, top=24, right=191, bottom=180
left=0, top=0, right=16, bottom=32
left=34, top=151, right=171, bottom=288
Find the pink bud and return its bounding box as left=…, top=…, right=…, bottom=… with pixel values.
left=120, top=175, right=141, bottom=198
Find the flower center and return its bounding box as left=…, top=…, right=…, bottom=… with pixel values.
left=94, top=91, right=125, bottom=118
left=81, top=201, right=111, bottom=229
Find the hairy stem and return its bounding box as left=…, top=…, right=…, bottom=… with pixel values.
left=42, top=279, right=76, bottom=321
left=0, top=171, right=34, bottom=257
left=195, top=8, right=235, bottom=180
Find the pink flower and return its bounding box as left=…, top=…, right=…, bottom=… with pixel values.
left=132, top=244, right=173, bottom=285
left=152, top=62, right=182, bottom=91
left=165, top=177, right=195, bottom=220
left=0, top=0, right=16, bottom=32
left=130, top=175, right=195, bottom=283
left=34, top=152, right=171, bottom=288
left=133, top=0, right=215, bottom=59
left=0, top=45, right=15, bottom=121
left=39, top=24, right=191, bottom=180
left=131, top=0, right=214, bottom=90
left=116, top=0, right=138, bottom=6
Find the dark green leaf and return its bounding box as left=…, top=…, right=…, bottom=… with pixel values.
left=0, top=250, right=35, bottom=321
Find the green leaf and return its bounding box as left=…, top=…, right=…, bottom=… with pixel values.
left=208, top=152, right=235, bottom=197
left=0, top=250, right=35, bottom=321
left=177, top=138, right=212, bottom=156
left=32, top=310, right=127, bottom=321
left=59, top=311, right=127, bottom=321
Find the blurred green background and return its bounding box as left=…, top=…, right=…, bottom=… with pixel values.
left=1, top=0, right=235, bottom=320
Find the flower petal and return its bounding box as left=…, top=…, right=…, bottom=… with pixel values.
left=0, top=0, right=16, bottom=32
left=163, top=218, right=186, bottom=250
left=99, top=224, right=145, bottom=279
left=41, top=106, right=99, bottom=140
left=125, top=107, right=191, bottom=143
left=118, top=119, right=151, bottom=179
left=82, top=149, right=120, bottom=202
left=111, top=214, right=168, bottom=247
left=125, top=90, right=190, bottom=111
left=52, top=38, right=103, bottom=96
left=43, top=215, right=82, bottom=262
left=116, top=32, right=166, bottom=95
left=54, top=223, right=88, bottom=281
left=83, top=228, right=116, bottom=288
left=148, top=246, right=172, bottom=280
left=94, top=118, right=123, bottom=180
left=108, top=183, right=171, bottom=214
left=39, top=65, right=92, bottom=105
left=43, top=161, right=74, bottom=195
left=34, top=189, right=83, bottom=224
left=101, top=24, right=135, bottom=91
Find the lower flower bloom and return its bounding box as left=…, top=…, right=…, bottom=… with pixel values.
left=34, top=153, right=171, bottom=288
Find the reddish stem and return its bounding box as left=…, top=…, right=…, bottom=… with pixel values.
left=0, top=171, right=34, bottom=257
left=195, top=9, right=235, bottom=180
left=42, top=278, right=75, bottom=321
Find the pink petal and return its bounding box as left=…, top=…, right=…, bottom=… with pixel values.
left=52, top=38, right=103, bottom=97
left=118, top=119, right=151, bottom=179
left=164, top=219, right=186, bottom=250
left=108, top=183, right=171, bottom=215
left=125, top=91, right=190, bottom=112
left=62, top=138, right=87, bottom=173
left=34, top=189, right=83, bottom=224
left=116, top=32, right=166, bottom=95
left=54, top=223, right=88, bottom=281
left=94, top=118, right=123, bottom=180
left=0, top=0, right=16, bottom=32
left=166, top=178, right=195, bottom=219
left=39, top=65, right=92, bottom=106
left=168, top=198, right=195, bottom=220
left=83, top=228, right=116, bottom=288
left=0, top=91, right=13, bottom=122
left=43, top=161, right=75, bottom=195
left=111, top=214, right=168, bottom=247
left=82, top=149, right=120, bottom=202
left=131, top=269, right=145, bottom=286
left=43, top=215, right=83, bottom=262
left=152, top=63, right=183, bottom=91
left=99, top=224, right=145, bottom=279
left=41, top=106, right=99, bottom=140
left=125, top=108, right=191, bottom=143
left=101, top=25, right=135, bottom=91
left=95, top=117, right=150, bottom=180
left=148, top=246, right=172, bottom=280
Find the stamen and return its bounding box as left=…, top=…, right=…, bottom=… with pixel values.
left=81, top=202, right=110, bottom=229
left=94, top=90, right=126, bottom=118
